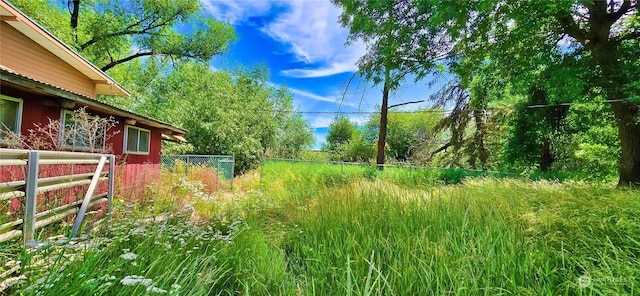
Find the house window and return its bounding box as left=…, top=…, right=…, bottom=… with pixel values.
left=125, top=125, right=150, bottom=154
left=61, top=109, right=106, bottom=151
left=0, top=95, right=23, bottom=142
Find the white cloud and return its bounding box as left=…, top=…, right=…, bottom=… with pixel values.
left=280, top=60, right=360, bottom=78
left=310, top=116, right=333, bottom=128
left=289, top=87, right=338, bottom=104
left=200, top=0, right=365, bottom=78
left=262, top=1, right=365, bottom=77
left=200, top=0, right=272, bottom=24
left=307, top=112, right=370, bottom=129
left=289, top=87, right=359, bottom=108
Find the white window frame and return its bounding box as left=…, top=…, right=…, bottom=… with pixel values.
left=124, top=125, right=151, bottom=155
left=60, top=109, right=107, bottom=151
left=0, top=95, right=23, bottom=144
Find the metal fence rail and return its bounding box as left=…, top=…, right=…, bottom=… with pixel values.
left=0, top=148, right=114, bottom=245
left=160, top=154, right=234, bottom=190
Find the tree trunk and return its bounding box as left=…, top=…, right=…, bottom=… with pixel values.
left=70, top=0, right=80, bottom=29
left=376, top=80, right=389, bottom=168
left=69, top=0, right=81, bottom=43
left=540, top=140, right=554, bottom=172
left=591, top=45, right=640, bottom=187
left=611, top=101, right=640, bottom=187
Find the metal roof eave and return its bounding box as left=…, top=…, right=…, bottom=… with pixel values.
left=0, top=0, right=130, bottom=97
left=1, top=68, right=187, bottom=135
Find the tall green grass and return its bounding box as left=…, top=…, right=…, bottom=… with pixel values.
left=1, top=161, right=638, bottom=295
left=258, top=161, right=639, bottom=295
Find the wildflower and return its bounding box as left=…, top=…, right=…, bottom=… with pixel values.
left=147, top=286, right=167, bottom=294
left=120, top=253, right=137, bottom=260
left=100, top=282, right=114, bottom=289
left=171, top=284, right=181, bottom=290
left=120, top=275, right=153, bottom=287
left=129, top=228, right=147, bottom=236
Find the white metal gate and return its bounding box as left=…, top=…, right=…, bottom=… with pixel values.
left=0, top=148, right=115, bottom=245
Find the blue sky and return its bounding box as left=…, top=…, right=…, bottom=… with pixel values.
left=201, top=0, right=442, bottom=148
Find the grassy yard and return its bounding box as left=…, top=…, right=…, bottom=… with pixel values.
left=1, top=161, right=639, bottom=295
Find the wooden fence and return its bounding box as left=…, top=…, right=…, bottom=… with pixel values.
left=0, top=148, right=114, bottom=245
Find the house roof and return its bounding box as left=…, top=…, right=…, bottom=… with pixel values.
left=0, top=0, right=187, bottom=139
left=0, top=0, right=129, bottom=97
left=1, top=65, right=187, bottom=136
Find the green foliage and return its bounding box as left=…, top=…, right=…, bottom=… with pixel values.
left=333, top=0, right=447, bottom=87
left=8, top=0, right=72, bottom=40
left=125, top=62, right=312, bottom=174
left=335, top=129, right=375, bottom=163
left=268, top=86, right=315, bottom=159
left=5, top=163, right=640, bottom=295
left=323, top=117, right=375, bottom=163
left=365, top=110, right=442, bottom=162
left=260, top=162, right=640, bottom=294
left=12, top=0, right=236, bottom=71
left=161, top=142, right=194, bottom=155
left=323, top=116, right=357, bottom=152
left=332, top=0, right=638, bottom=182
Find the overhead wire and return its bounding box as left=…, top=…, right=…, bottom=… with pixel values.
left=223, top=98, right=632, bottom=115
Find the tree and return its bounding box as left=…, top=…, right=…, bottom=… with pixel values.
left=11, top=0, right=236, bottom=71
left=323, top=116, right=374, bottom=162
left=364, top=110, right=442, bottom=162
left=418, top=0, right=639, bottom=186
left=337, top=129, right=375, bottom=162
left=412, top=77, right=505, bottom=169
left=269, top=86, right=315, bottom=158
left=333, top=0, right=451, bottom=167
left=323, top=116, right=356, bottom=152
left=130, top=62, right=312, bottom=173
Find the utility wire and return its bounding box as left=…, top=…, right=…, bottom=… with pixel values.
left=225, top=99, right=632, bottom=115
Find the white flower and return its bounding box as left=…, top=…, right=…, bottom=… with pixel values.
left=120, top=275, right=153, bottom=287
left=147, top=286, right=167, bottom=294
left=129, top=228, right=147, bottom=236
left=171, top=284, right=181, bottom=290
left=120, top=253, right=137, bottom=260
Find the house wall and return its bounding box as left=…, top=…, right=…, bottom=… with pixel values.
left=109, top=121, right=163, bottom=189
left=1, top=86, right=61, bottom=136
left=1, top=86, right=164, bottom=189
left=0, top=22, right=95, bottom=98
left=109, top=121, right=163, bottom=165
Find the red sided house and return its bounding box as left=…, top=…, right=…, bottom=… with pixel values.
left=0, top=0, right=186, bottom=188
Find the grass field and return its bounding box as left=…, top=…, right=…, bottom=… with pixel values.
left=1, top=160, right=639, bottom=295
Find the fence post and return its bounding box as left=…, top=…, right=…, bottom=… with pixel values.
left=216, top=158, right=220, bottom=191
left=23, top=151, right=39, bottom=246
left=107, top=154, right=115, bottom=213
left=231, top=154, right=235, bottom=190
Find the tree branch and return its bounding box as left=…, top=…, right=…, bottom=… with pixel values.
left=556, top=13, right=589, bottom=46
left=100, top=51, right=155, bottom=71
left=609, top=0, right=632, bottom=24
left=617, top=30, right=640, bottom=42
left=425, top=141, right=451, bottom=162
left=80, top=12, right=181, bottom=50
left=389, top=100, right=425, bottom=109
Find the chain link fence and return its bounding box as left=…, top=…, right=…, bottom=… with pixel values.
left=260, top=158, right=515, bottom=188
left=161, top=155, right=234, bottom=190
